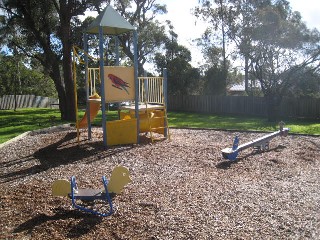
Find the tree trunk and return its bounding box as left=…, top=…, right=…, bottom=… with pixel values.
left=59, top=4, right=76, bottom=122
left=244, top=56, right=249, bottom=94
left=61, top=37, right=76, bottom=121
left=49, top=61, right=67, bottom=120
left=219, top=0, right=227, bottom=96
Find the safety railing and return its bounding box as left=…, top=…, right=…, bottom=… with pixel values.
left=86, top=71, right=164, bottom=105
left=88, top=68, right=100, bottom=96
left=138, top=77, right=164, bottom=104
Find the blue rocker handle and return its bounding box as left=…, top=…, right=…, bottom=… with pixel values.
left=228, top=136, right=239, bottom=161
left=70, top=176, right=114, bottom=217
left=232, top=136, right=239, bottom=150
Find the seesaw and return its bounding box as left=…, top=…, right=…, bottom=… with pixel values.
left=221, top=122, right=289, bottom=161
left=52, top=166, right=131, bottom=217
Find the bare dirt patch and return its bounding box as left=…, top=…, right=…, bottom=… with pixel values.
left=0, top=127, right=319, bottom=239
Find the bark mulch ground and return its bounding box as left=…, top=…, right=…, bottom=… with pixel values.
left=0, top=126, right=319, bottom=239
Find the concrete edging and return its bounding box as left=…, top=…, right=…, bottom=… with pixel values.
left=0, top=124, right=72, bottom=149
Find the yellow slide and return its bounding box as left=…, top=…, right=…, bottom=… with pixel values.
left=77, top=93, right=101, bottom=129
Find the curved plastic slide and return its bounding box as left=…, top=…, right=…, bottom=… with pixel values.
left=77, top=94, right=101, bottom=129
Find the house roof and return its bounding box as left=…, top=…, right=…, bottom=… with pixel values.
left=229, top=83, right=245, bottom=92
left=86, top=5, right=135, bottom=35
left=228, top=80, right=261, bottom=92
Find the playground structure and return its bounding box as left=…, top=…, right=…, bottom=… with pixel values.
left=74, top=6, right=169, bottom=146
left=221, top=122, right=289, bottom=161
left=52, top=166, right=131, bottom=217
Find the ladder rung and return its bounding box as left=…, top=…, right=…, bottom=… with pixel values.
left=152, top=116, right=166, bottom=119
left=142, top=96, right=169, bottom=142
left=150, top=126, right=167, bottom=130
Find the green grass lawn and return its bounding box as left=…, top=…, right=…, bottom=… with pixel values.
left=0, top=108, right=319, bottom=144
left=0, top=108, right=67, bottom=144
left=168, top=112, right=320, bottom=135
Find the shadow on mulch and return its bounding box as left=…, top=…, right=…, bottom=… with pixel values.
left=13, top=207, right=103, bottom=238
left=216, top=145, right=287, bottom=169
left=1, top=132, right=153, bottom=183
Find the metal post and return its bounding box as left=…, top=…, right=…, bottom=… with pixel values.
left=163, top=68, right=168, bottom=138
left=84, top=34, right=91, bottom=139
left=133, top=30, right=140, bottom=143
left=115, top=36, right=120, bottom=117
left=115, top=36, right=119, bottom=66
left=99, top=26, right=107, bottom=146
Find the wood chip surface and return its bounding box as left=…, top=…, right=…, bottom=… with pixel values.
left=0, top=127, right=319, bottom=239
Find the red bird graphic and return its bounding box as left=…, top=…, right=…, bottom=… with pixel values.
left=108, top=74, right=130, bottom=94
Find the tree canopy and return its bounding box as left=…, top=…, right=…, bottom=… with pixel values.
left=0, top=0, right=169, bottom=120
left=1, top=0, right=319, bottom=122
left=195, top=0, right=320, bottom=120
left=0, top=53, right=56, bottom=98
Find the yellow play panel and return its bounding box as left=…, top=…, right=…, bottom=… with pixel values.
left=120, top=111, right=165, bottom=134
left=106, top=118, right=138, bottom=146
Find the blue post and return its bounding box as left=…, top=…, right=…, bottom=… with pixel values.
left=84, top=33, right=91, bottom=139
left=163, top=68, right=168, bottom=138
left=115, top=36, right=119, bottom=66
left=133, top=30, right=140, bottom=143
left=99, top=26, right=107, bottom=146
left=115, top=36, right=121, bottom=116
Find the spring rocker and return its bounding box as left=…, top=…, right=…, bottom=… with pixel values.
left=52, top=166, right=131, bottom=217
left=221, top=122, right=289, bottom=161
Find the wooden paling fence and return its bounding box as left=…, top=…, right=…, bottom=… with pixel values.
left=0, top=95, right=59, bottom=110
left=168, top=95, right=320, bottom=119
left=1, top=94, right=319, bottom=119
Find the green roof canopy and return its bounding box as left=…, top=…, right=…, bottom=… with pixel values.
left=86, top=5, right=135, bottom=35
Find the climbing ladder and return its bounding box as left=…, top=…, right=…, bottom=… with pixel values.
left=139, top=76, right=170, bottom=142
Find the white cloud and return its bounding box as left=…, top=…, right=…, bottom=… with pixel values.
left=289, top=0, right=320, bottom=30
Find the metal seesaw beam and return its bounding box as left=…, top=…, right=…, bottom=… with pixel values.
left=221, top=127, right=289, bottom=161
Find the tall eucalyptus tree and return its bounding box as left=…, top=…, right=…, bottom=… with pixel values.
left=195, top=0, right=320, bottom=120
